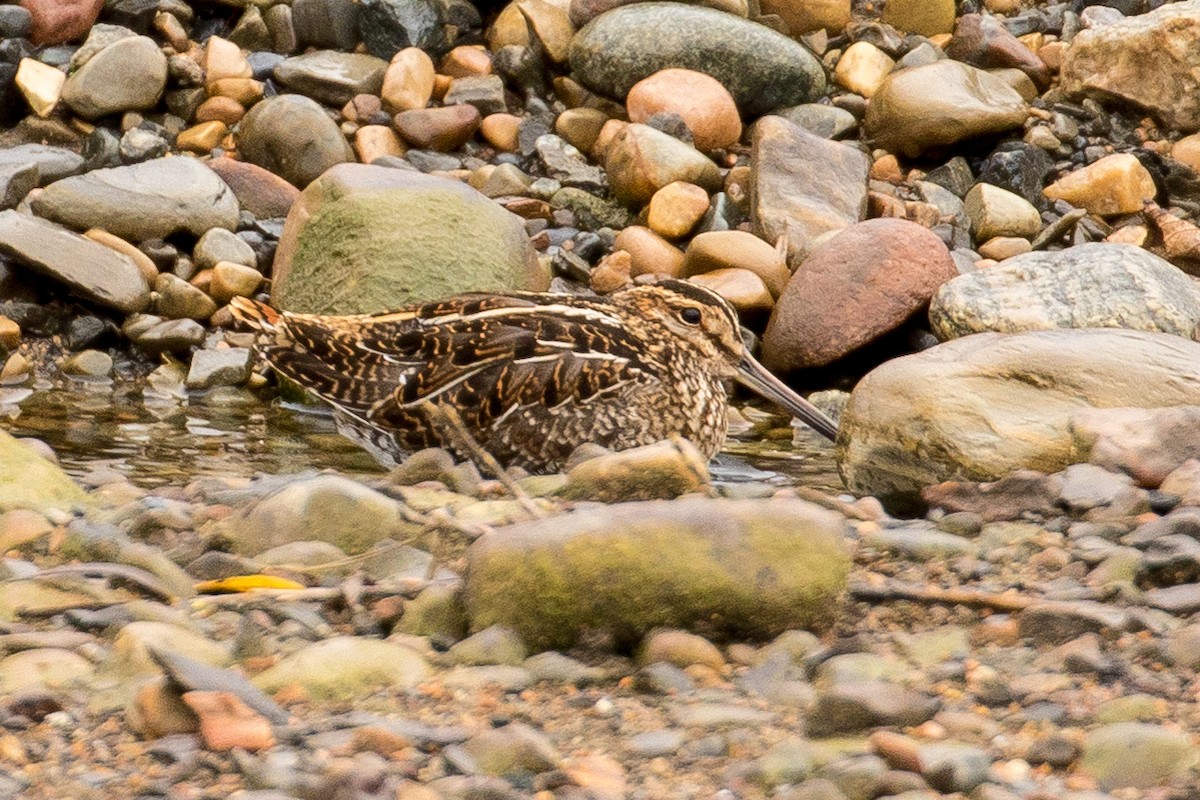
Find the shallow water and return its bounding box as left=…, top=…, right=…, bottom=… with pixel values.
left=0, top=379, right=842, bottom=492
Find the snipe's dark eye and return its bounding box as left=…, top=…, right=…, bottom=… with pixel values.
left=679, top=307, right=702, bottom=325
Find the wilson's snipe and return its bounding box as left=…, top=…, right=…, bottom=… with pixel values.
left=229, top=280, right=838, bottom=473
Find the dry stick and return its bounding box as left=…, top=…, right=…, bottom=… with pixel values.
left=849, top=580, right=1035, bottom=613
left=422, top=402, right=547, bottom=519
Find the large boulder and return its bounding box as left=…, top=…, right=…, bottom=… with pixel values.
left=837, top=329, right=1200, bottom=508
left=29, top=158, right=239, bottom=241
left=1061, top=1, right=1200, bottom=134
left=271, top=163, right=549, bottom=314
left=464, top=498, right=850, bottom=651
left=569, top=2, right=825, bottom=117
left=930, top=243, right=1200, bottom=340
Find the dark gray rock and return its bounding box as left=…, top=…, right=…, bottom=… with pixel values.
left=292, top=0, right=359, bottom=50
left=273, top=50, right=387, bottom=107
left=237, top=94, right=354, bottom=188
left=569, top=3, right=826, bottom=117
left=0, top=145, right=83, bottom=185
left=358, top=0, right=446, bottom=59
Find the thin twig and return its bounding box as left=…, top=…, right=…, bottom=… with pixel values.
left=849, top=580, right=1035, bottom=612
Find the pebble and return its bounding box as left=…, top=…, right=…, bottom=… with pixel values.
left=273, top=50, right=387, bottom=106
left=252, top=637, right=431, bottom=700
left=445, top=624, right=527, bottom=666
left=394, top=104, right=481, bottom=151
left=61, top=349, right=113, bottom=378
left=626, top=68, right=742, bottom=152
left=14, top=57, right=64, bottom=118
left=834, top=42, right=895, bottom=98
left=646, top=181, right=709, bottom=239
left=613, top=225, right=684, bottom=277
left=61, top=34, right=167, bottom=119
left=185, top=348, right=251, bottom=390
left=604, top=123, right=722, bottom=206
left=237, top=94, right=355, bottom=188
left=1043, top=153, right=1156, bottom=216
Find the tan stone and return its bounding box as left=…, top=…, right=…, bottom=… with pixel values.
left=82, top=229, right=157, bottom=285
left=834, top=42, right=895, bottom=98
left=177, top=121, right=227, bottom=153
left=590, top=249, right=632, bottom=294
left=554, top=107, right=610, bottom=154
left=978, top=236, right=1032, bottom=261
left=613, top=225, right=685, bottom=278
left=128, top=677, right=199, bottom=738
left=991, top=67, right=1038, bottom=103
left=480, top=113, right=521, bottom=152
left=964, top=183, right=1041, bottom=241
left=1039, top=41, right=1065, bottom=72
left=440, top=45, right=492, bottom=78
left=204, top=36, right=251, bottom=86
left=625, top=68, right=742, bottom=152
left=354, top=125, right=406, bottom=163
left=382, top=48, right=435, bottom=113
left=604, top=123, right=722, bottom=206
left=15, top=58, right=64, bottom=118
left=0, top=316, right=19, bottom=350
left=984, top=0, right=1021, bottom=11
left=182, top=691, right=275, bottom=752
left=518, top=0, right=575, bottom=63
left=195, top=95, right=245, bottom=125
left=210, top=261, right=263, bottom=302
left=1044, top=154, right=1156, bottom=217
left=646, top=181, right=709, bottom=239
left=394, top=105, right=481, bottom=151
left=1106, top=224, right=1149, bottom=247
left=1173, top=134, right=1200, bottom=174
left=591, top=118, right=627, bottom=160
left=209, top=78, right=263, bottom=107
left=690, top=268, right=773, bottom=315
left=488, top=1, right=533, bottom=49
left=758, top=0, right=849, bottom=34
left=683, top=230, right=789, bottom=298
left=882, top=0, right=956, bottom=36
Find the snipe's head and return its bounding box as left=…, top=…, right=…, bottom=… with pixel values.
left=613, top=279, right=839, bottom=441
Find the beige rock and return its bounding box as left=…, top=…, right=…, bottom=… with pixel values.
left=591, top=118, right=627, bottom=160
left=518, top=0, right=575, bottom=63
left=1043, top=154, right=1155, bottom=217
left=195, top=95, right=245, bottom=126
left=834, top=41, right=895, bottom=98
left=128, top=677, right=199, bottom=738
left=991, top=67, right=1038, bottom=102
left=964, top=183, right=1041, bottom=241
left=554, top=107, right=609, bottom=154
left=210, top=261, right=263, bottom=303
left=82, top=229, right=158, bottom=285
left=626, top=68, right=742, bottom=153
left=646, top=181, right=709, bottom=239
left=684, top=230, right=789, bottom=298
left=382, top=48, right=435, bottom=113
left=757, top=0, right=849, bottom=34
left=204, top=36, right=251, bottom=86
left=690, top=268, right=773, bottom=315
left=176, top=121, right=227, bottom=153
left=489, top=1, right=532, bottom=49
left=978, top=236, right=1032, bottom=261
left=612, top=225, right=685, bottom=277
left=865, top=61, right=1028, bottom=157
left=182, top=691, right=275, bottom=752
left=0, top=316, right=18, bottom=350
left=440, top=45, right=492, bottom=77
left=838, top=329, right=1200, bottom=506
left=1173, top=133, right=1200, bottom=173
left=15, top=58, right=64, bottom=118
left=638, top=628, right=726, bottom=670
left=354, top=124, right=406, bottom=162
left=480, top=113, right=522, bottom=152
left=882, top=0, right=956, bottom=36
left=590, top=249, right=632, bottom=293
left=604, top=123, right=722, bottom=206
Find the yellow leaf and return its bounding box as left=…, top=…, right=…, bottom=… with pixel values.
left=194, top=575, right=305, bottom=594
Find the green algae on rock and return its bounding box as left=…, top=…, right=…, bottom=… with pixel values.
left=270, top=164, right=549, bottom=315
left=252, top=636, right=432, bottom=700
left=568, top=3, right=826, bottom=117
left=0, top=429, right=90, bottom=515
left=463, top=498, right=850, bottom=651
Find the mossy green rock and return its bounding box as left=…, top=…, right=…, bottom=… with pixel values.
left=252, top=636, right=432, bottom=700
left=569, top=3, right=825, bottom=117
left=1080, top=722, right=1197, bottom=789
left=0, top=430, right=90, bottom=515
left=464, top=498, right=850, bottom=651
left=272, top=163, right=549, bottom=315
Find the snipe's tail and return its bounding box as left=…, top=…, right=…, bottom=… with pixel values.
left=228, top=296, right=283, bottom=332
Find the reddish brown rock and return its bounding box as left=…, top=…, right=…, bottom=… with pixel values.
left=946, top=13, right=1051, bottom=90
left=393, top=104, right=481, bottom=151
left=206, top=157, right=300, bottom=220
left=19, top=0, right=102, bottom=45
left=921, top=471, right=1062, bottom=522
left=762, top=218, right=957, bottom=371
left=182, top=691, right=275, bottom=752
left=626, top=68, right=742, bottom=152
left=1070, top=406, right=1200, bottom=488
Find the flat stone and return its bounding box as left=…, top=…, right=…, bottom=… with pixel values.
left=0, top=144, right=83, bottom=185
left=864, top=61, right=1028, bottom=157
left=1043, top=153, right=1156, bottom=216
left=0, top=648, right=93, bottom=693
left=272, top=164, right=547, bottom=314
left=604, top=123, right=721, bottom=206
left=61, top=35, right=167, bottom=119
left=30, top=158, right=239, bottom=242
left=930, top=243, right=1200, bottom=340
left=963, top=182, right=1041, bottom=241
left=185, top=348, right=251, bottom=390
left=0, top=430, right=89, bottom=514
left=1072, top=406, right=1200, bottom=488
left=569, top=2, right=825, bottom=117
left=773, top=104, right=858, bottom=140
left=751, top=115, right=868, bottom=261
left=0, top=211, right=149, bottom=313
left=273, top=50, right=387, bottom=107
left=683, top=230, right=788, bottom=297
left=808, top=681, right=940, bottom=735
left=464, top=498, right=850, bottom=651
left=236, top=94, right=355, bottom=188
left=15, top=57, right=64, bottom=118
left=1017, top=601, right=1130, bottom=646
left=1062, top=1, right=1200, bottom=133
left=446, top=625, right=528, bottom=667
left=458, top=723, right=560, bottom=776
left=1080, top=723, right=1197, bottom=789
left=837, top=329, right=1200, bottom=507
left=253, top=637, right=431, bottom=700
left=206, top=156, right=300, bottom=219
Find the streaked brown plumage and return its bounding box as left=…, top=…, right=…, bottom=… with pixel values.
left=229, top=280, right=837, bottom=473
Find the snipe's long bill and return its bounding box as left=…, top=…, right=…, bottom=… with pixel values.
left=229, top=279, right=839, bottom=474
